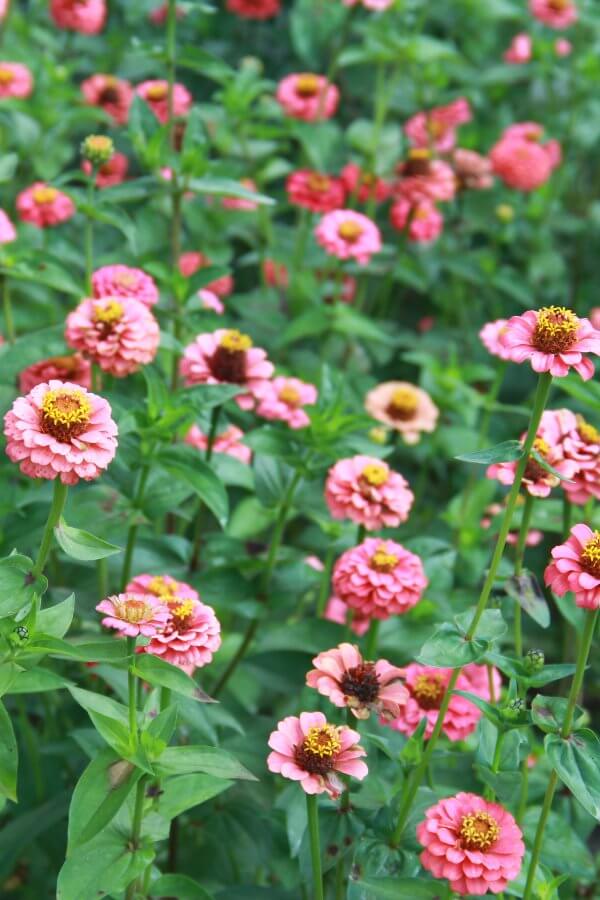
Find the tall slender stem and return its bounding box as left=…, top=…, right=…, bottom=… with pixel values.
left=316, top=545, right=335, bottom=616
left=513, top=493, right=535, bottom=658
left=121, top=462, right=152, bottom=589
left=125, top=776, right=148, bottom=900
left=205, top=405, right=221, bottom=463
left=364, top=619, right=380, bottom=659
left=127, top=636, right=138, bottom=749
left=84, top=167, right=97, bottom=292
left=1, top=276, right=15, bottom=343
left=306, top=794, right=324, bottom=900
left=33, top=480, right=68, bottom=577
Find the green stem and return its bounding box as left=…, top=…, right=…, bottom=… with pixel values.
left=391, top=372, right=552, bottom=845
left=1, top=276, right=15, bottom=343
left=484, top=729, right=505, bottom=801
left=166, top=0, right=177, bottom=148
left=316, top=546, right=335, bottom=617
left=516, top=755, right=529, bottom=824
left=522, top=609, right=598, bottom=899
left=97, top=557, right=108, bottom=601
left=170, top=185, right=183, bottom=391
left=306, top=794, right=324, bottom=900
left=189, top=406, right=222, bottom=570
left=205, top=405, right=221, bottom=463
left=125, top=776, right=148, bottom=900
left=84, top=168, right=97, bottom=292
left=513, top=493, right=535, bottom=658
left=121, top=462, right=152, bottom=589
left=364, top=619, right=380, bottom=659
left=127, top=636, right=138, bottom=750
left=33, top=480, right=68, bottom=577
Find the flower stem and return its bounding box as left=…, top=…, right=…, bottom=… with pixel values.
left=513, top=492, right=535, bottom=658
left=121, top=462, right=152, bottom=589
left=316, top=545, right=335, bottom=617
left=364, top=618, right=380, bottom=659
left=166, top=0, right=177, bottom=147
left=306, top=794, right=324, bottom=900
left=127, top=636, right=138, bottom=750
left=484, top=729, right=505, bottom=802
left=1, top=275, right=15, bottom=343
left=125, top=775, right=148, bottom=900
left=84, top=167, right=98, bottom=293
left=33, top=480, right=68, bottom=577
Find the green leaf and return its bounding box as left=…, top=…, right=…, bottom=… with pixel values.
left=11, top=667, right=72, bottom=693
left=456, top=440, right=523, bottom=464
left=25, top=635, right=129, bottom=663
left=151, top=874, right=213, bottom=900
left=0, top=553, right=47, bottom=617
left=157, top=773, right=232, bottom=820
left=37, top=593, right=75, bottom=638
left=68, top=748, right=141, bottom=850
left=523, top=807, right=596, bottom=879
left=188, top=176, right=274, bottom=206
left=417, top=622, right=489, bottom=667
left=158, top=445, right=229, bottom=527
left=0, top=153, right=18, bottom=183
left=254, top=456, right=298, bottom=508
left=485, top=652, right=576, bottom=688
left=155, top=745, right=257, bottom=781
left=54, top=519, right=122, bottom=561
left=453, top=690, right=506, bottom=728
left=0, top=663, right=18, bottom=697
left=348, top=876, right=441, bottom=899
left=546, top=728, right=600, bottom=819
left=132, top=654, right=214, bottom=701
left=181, top=384, right=242, bottom=411
left=0, top=700, right=17, bottom=802
left=57, top=826, right=153, bottom=900
left=531, top=695, right=585, bottom=734
left=454, top=609, right=507, bottom=642
left=504, top=572, right=550, bottom=628
left=0, top=792, right=69, bottom=882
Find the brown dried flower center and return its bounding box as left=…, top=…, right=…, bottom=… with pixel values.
left=411, top=673, right=445, bottom=710
left=459, top=812, right=500, bottom=852
left=580, top=532, right=600, bottom=578
left=340, top=663, right=380, bottom=704
left=211, top=330, right=252, bottom=384
left=404, top=148, right=432, bottom=176
left=40, top=388, right=92, bottom=442
left=532, top=306, right=578, bottom=354
left=296, top=75, right=320, bottom=97
left=294, top=725, right=341, bottom=775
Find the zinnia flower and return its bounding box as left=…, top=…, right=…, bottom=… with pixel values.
left=365, top=381, right=439, bottom=444
left=389, top=197, right=444, bottom=244
left=501, top=306, right=600, bottom=380
left=142, top=597, right=222, bottom=670
left=254, top=376, right=317, bottom=429
left=340, top=163, right=390, bottom=205
left=395, top=151, right=457, bottom=203
left=490, top=126, right=560, bottom=192
left=178, top=251, right=233, bottom=297
left=179, top=329, right=274, bottom=411
left=16, top=183, right=75, bottom=228
left=135, top=80, right=192, bottom=123
left=0, top=62, right=33, bottom=99
left=149, top=2, right=186, bottom=23
left=404, top=98, right=471, bottom=153
left=4, top=380, right=118, bottom=484
left=65, top=297, right=160, bottom=377
left=286, top=170, right=346, bottom=213
left=504, top=33, right=532, bottom=64
left=50, top=0, right=106, bottom=33
left=452, top=149, right=494, bottom=191
left=267, top=711, right=367, bottom=798
left=325, top=455, right=414, bottom=530
left=530, top=0, right=577, bottom=29
left=96, top=593, right=170, bottom=638
left=276, top=73, right=339, bottom=121
left=479, top=319, right=511, bottom=360
left=545, top=523, right=600, bottom=609
left=418, top=792, right=525, bottom=896
left=197, top=289, right=224, bottom=314
left=343, top=0, right=393, bottom=9
left=306, top=643, right=408, bottom=720
left=82, top=152, right=128, bottom=188
left=562, top=415, right=600, bottom=505
left=315, top=209, right=381, bottom=265
left=487, top=427, right=576, bottom=499
left=185, top=424, right=252, bottom=464
left=80, top=74, right=132, bottom=125
left=226, top=0, right=281, bottom=18
left=0, top=208, right=16, bottom=243
left=19, top=353, right=91, bottom=393
left=126, top=573, right=199, bottom=604
left=332, top=538, right=427, bottom=620
left=92, top=265, right=159, bottom=308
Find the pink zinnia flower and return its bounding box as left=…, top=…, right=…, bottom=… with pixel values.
left=254, top=376, right=317, bottom=429
left=82, top=152, right=128, bottom=188
left=390, top=197, right=443, bottom=244
left=276, top=73, right=339, bottom=121
left=0, top=209, right=16, bottom=243
left=50, top=0, right=106, bottom=33
left=479, top=319, right=511, bottom=360
left=267, top=711, right=367, bottom=798
left=197, top=289, right=224, bottom=314
left=365, top=381, right=439, bottom=444
left=135, top=80, right=192, bottom=123
left=178, top=251, right=233, bottom=297
left=286, top=170, right=346, bottom=213
left=340, top=163, right=390, bottom=205
left=81, top=74, right=132, bottom=125
left=530, top=0, right=577, bottom=29
left=0, top=62, right=33, bottom=99
left=418, top=792, right=525, bottom=896
left=501, top=306, right=600, bottom=380
left=324, top=595, right=370, bottom=636
left=545, top=524, right=600, bottom=609
left=452, top=149, right=494, bottom=191
left=306, top=643, right=408, bottom=720
left=4, top=380, right=118, bottom=484
left=126, top=573, right=198, bottom=604
left=404, top=98, right=471, bottom=153
left=226, top=0, right=280, bottom=18
left=263, top=258, right=289, bottom=288
left=325, top=455, right=414, bottom=530
left=395, top=151, right=457, bottom=204
left=96, top=593, right=170, bottom=638
left=562, top=415, right=600, bottom=505
left=185, top=423, right=252, bottom=464
left=490, top=127, right=560, bottom=191
left=221, top=178, right=260, bottom=211
left=0, top=0, right=9, bottom=21
left=143, top=597, right=221, bottom=671
left=180, top=329, right=274, bottom=411
left=92, top=265, right=159, bottom=308
left=504, top=33, right=532, bottom=64
left=19, top=353, right=91, bottom=394
left=315, top=209, right=381, bottom=265
left=65, top=297, right=160, bottom=377
left=332, top=538, right=427, bottom=621
left=555, top=37, right=572, bottom=56
left=16, top=183, right=75, bottom=228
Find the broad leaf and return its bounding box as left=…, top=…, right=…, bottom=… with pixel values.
left=504, top=571, right=550, bottom=628
left=54, top=520, right=122, bottom=561
left=546, top=728, right=600, bottom=820
left=68, top=748, right=141, bottom=850
left=158, top=446, right=229, bottom=527
left=155, top=745, right=257, bottom=781
left=133, top=654, right=215, bottom=701
left=0, top=700, right=17, bottom=802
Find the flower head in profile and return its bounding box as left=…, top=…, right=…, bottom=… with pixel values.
left=19, top=353, right=91, bottom=394
left=267, top=711, right=367, bottom=798
left=333, top=538, right=427, bottom=620
left=92, top=265, right=159, bottom=308
left=404, top=98, right=471, bottom=153
left=4, top=380, right=118, bottom=484
left=325, top=455, right=414, bottom=530
left=81, top=74, right=132, bottom=125
left=50, top=0, right=106, bottom=34
left=306, top=643, right=408, bottom=720
left=286, top=170, right=346, bottom=214
left=504, top=33, right=532, bottom=64
left=263, top=258, right=289, bottom=288
left=315, top=209, right=381, bottom=265
left=545, top=524, right=600, bottom=609
left=562, top=414, right=600, bottom=505
left=395, top=151, right=456, bottom=203
left=418, top=792, right=525, bottom=896
left=276, top=73, right=339, bottom=121
left=16, top=183, right=75, bottom=228
left=390, top=197, right=444, bottom=244
left=185, top=424, right=252, bottom=464
left=142, top=597, right=222, bottom=671
left=490, top=125, right=560, bottom=191
left=0, top=62, right=33, bottom=99
left=487, top=424, right=576, bottom=499
left=135, top=80, right=192, bottom=123
left=530, top=0, right=577, bottom=29
left=479, top=319, right=511, bottom=360
left=254, top=376, right=317, bottom=429
left=365, top=381, right=439, bottom=444
left=226, top=0, right=281, bottom=18
left=96, top=593, right=170, bottom=638
left=501, top=306, right=600, bottom=380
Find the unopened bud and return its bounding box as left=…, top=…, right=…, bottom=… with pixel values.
left=9, top=625, right=29, bottom=647
left=81, top=135, right=114, bottom=167
left=502, top=698, right=526, bottom=721
left=496, top=203, right=514, bottom=223
left=525, top=648, right=545, bottom=673
left=369, top=427, right=388, bottom=445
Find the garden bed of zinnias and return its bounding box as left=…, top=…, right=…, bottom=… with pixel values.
left=0, top=0, right=599, bottom=898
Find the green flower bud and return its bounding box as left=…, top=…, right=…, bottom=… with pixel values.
left=502, top=698, right=526, bottom=721
left=81, top=135, right=114, bottom=167
left=525, top=648, right=545, bottom=673
left=9, top=625, right=29, bottom=647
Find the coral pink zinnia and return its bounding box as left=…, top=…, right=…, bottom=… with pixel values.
left=501, top=306, right=600, bottom=380
left=479, top=319, right=511, bottom=361
left=325, top=455, right=414, bottom=530
left=50, top=0, right=106, bottom=34
left=545, top=523, right=600, bottom=609
left=92, top=265, right=159, bottom=308
left=226, top=0, right=281, bottom=18
left=340, top=163, right=390, bottom=205
left=185, top=424, right=252, bottom=464
left=82, top=153, right=128, bottom=189
left=315, top=209, right=381, bottom=265
left=418, top=792, right=525, bottom=896
left=81, top=74, right=133, bottom=125
left=306, top=643, right=408, bottom=720
left=267, top=711, right=367, bottom=798
left=3, top=379, right=118, bottom=484
left=254, top=376, right=318, bottom=429
left=276, top=73, right=339, bottom=121
left=16, top=183, right=75, bottom=228
left=65, top=297, right=160, bottom=377
left=487, top=430, right=576, bottom=499
left=395, top=150, right=457, bottom=204
left=135, top=80, right=192, bottom=123
left=530, top=0, right=577, bottom=29
left=142, top=597, right=222, bottom=670
left=365, top=381, right=439, bottom=444
left=96, top=593, right=170, bottom=638
left=390, top=197, right=444, bottom=244
left=286, top=170, right=346, bottom=214
left=19, top=353, right=92, bottom=394
left=332, top=538, right=427, bottom=620
left=0, top=62, right=33, bottom=99
left=452, top=149, right=494, bottom=191
left=562, top=415, right=600, bottom=505
left=490, top=130, right=559, bottom=192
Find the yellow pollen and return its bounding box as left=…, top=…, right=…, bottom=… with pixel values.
left=113, top=596, right=153, bottom=624
left=220, top=329, right=252, bottom=352
left=412, top=673, right=445, bottom=708
left=532, top=437, right=550, bottom=457
left=303, top=725, right=341, bottom=759
left=279, top=385, right=301, bottom=407
left=413, top=205, right=430, bottom=220
left=148, top=576, right=178, bottom=601
left=577, top=416, right=600, bottom=445
left=93, top=299, right=124, bottom=324
left=409, top=148, right=431, bottom=161
left=338, top=220, right=363, bottom=242
left=170, top=599, right=195, bottom=622
left=549, top=0, right=568, bottom=8
left=295, top=74, right=320, bottom=97
left=581, top=532, right=600, bottom=578
left=371, top=544, right=398, bottom=571
left=32, top=186, right=58, bottom=205
left=361, top=463, right=388, bottom=487
left=459, top=812, right=501, bottom=852
left=0, top=67, right=14, bottom=84
left=41, top=389, right=92, bottom=428
left=146, top=83, right=168, bottom=101
left=307, top=173, right=331, bottom=192
left=532, top=306, right=578, bottom=354
left=390, top=387, right=418, bottom=416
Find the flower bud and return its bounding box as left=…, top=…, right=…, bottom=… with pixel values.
left=369, top=426, right=388, bottom=445
left=501, top=698, right=526, bottom=722
left=9, top=625, right=29, bottom=647
left=525, top=648, right=545, bottom=673
left=81, top=135, right=114, bottom=167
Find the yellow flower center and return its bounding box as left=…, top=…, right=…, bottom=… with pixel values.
left=409, top=148, right=431, bottom=161
left=295, top=74, right=320, bottom=97
left=40, top=388, right=92, bottom=442
left=279, top=385, right=301, bottom=407
left=0, top=67, right=14, bottom=85
left=459, top=812, right=501, bottom=852
left=147, top=576, right=178, bottom=602
left=386, top=387, right=419, bottom=422
left=220, top=329, right=252, bottom=353
left=32, top=187, right=59, bottom=205
left=370, top=544, right=398, bottom=572
left=413, top=204, right=430, bottom=221
left=361, top=463, right=388, bottom=487
left=93, top=299, right=124, bottom=325
left=170, top=599, right=195, bottom=625
left=307, top=173, right=331, bottom=192
left=411, top=673, right=445, bottom=709
left=338, top=220, right=363, bottom=243
left=581, top=532, right=600, bottom=578
left=303, top=724, right=341, bottom=758
left=577, top=416, right=600, bottom=445
left=113, top=596, right=154, bottom=624
left=532, top=306, right=579, bottom=354
left=146, top=83, right=168, bottom=101
left=549, top=0, right=568, bottom=9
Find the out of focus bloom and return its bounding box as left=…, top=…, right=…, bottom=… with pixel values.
left=0, top=62, right=33, bottom=99
left=276, top=73, right=339, bottom=121
left=545, top=524, right=600, bottom=609
left=92, top=265, right=159, bottom=308
left=481, top=503, right=543, bottom=547
left=149, top=2, right=186, bottom=23
left=143, top=598, right=222, bottom=671
left=325, top=455, right=414, bottom=530
left=332, top=538, right=427, bottom=620
left=343, top=0, right=393, bottom=8
left=504, top=33, right=532, bottom=64
left=452, top=149, right=494, bottom=190
left=82, top=152, right=128, bottom=188
left=185, top=423, right=252, bottom=464
left=126, top=574, right=198, bottom=604
left=178, top=251, right=233, bottom=298
left=487, top=429, right=576, bottom=499
left=180, top=329, right=274, bottom=410
left=555, top=37, right=572, bottom=56
left=306, top=643, right=408, bottom=720
left=340, top=163, right=390, bottom=205
left=0, top=209, right=16, bottom=243
left=562, top=414, right=600, bottom=505
left=530, top=0, right=577, bottom=29
left=365, top=381, right=439, bottom=444
left=418, top=793, right=525, bottom=896
left=198, top=289, right=224, bottom=314
left=324, top=595, right=370, bottom=636
left=96, top=593, right=169, bottom=638
left=16, top=183, right=75, bottom=228
left=254, top=376, right=317, bottom=429
left=404, top=98, right=471, bottom=153
left=501, top=306, right=600, bottom=379
left=267, top=711, right=367, bottom=798
left=81, top=134, right=114, bottom=167
left=263, top=258, right=289, bottom=288
left=390, top=197, right=444, bottom=244
left=479, top=319, right=511, bottom=360
left=135, top=80, right=192, bottom=123
left=286, top=170, right=346, bottom=213
left=395, top=151, right=456, bottom=203
left=19, top=353, right=91, bottom=393
left=315, top=209, right=381, bottom=264
left=221, top=178, right=260, bottom=210
left=81, top=74, right=132, bottom=125
left=50, top=0, right=106, bottom=34
left=4, top=380, right=118, bottom=483
left=490, top=124, right=561, bottom=191
left=226, top=0, right=280, bottom=18
left=65, top=297, right=160, bottom=377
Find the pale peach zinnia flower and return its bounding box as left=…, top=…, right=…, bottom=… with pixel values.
left=254, top=376, right=318, bottom=429
left=365, top=381, right=439, bottom=444
left=185, top=424, right=252, bottom=464
left=96, top=593, right=170, bottom=638
left=135, top=80, right=192, bottom=123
